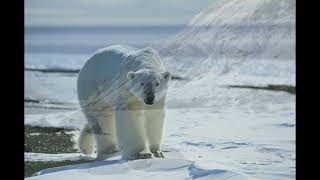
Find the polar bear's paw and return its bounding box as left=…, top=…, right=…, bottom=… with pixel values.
left=151, top=149, right=165, bottom=158
left=96, top=148, right=119, bottom=160
left=134, top=150, right=153, bottom=159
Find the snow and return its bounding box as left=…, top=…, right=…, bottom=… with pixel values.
left=25, top=110, right=86, bottom=129
left=26, top=152, right=255, bottom=180
left=25, top=76, right=295, bottom=178
left=158, top=0, right=295, bottom=60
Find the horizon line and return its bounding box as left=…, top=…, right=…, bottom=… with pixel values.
left=25, top=24, right=188, bottom=29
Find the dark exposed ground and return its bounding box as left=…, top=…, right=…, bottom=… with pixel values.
left=24, top=125, right=95, bottom=177
left=171, top=75, right=190, bottom=80
left=25, top=67, right=80, bottom=73
left=25, top=125, right=78, bottom=154
left=227, top=84, right=295, bottom=94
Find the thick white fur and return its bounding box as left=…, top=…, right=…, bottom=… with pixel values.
left=78, top=124, right=94, bottom=155
left=77, top=45, right=170, bottom=160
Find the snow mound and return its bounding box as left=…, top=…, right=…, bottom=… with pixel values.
left=159, top=0, right=295, bottom=60
left=27, top=156, right=254, bottom=180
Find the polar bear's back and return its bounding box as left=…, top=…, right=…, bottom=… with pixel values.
left=77, top=45, right=164, bottom=105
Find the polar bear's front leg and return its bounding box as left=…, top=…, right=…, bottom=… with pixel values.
left=115, top=109, right=152, bottom=160
left=145, top=109, right=165, bottom=158
left=145, top=100, right=166, bottom=158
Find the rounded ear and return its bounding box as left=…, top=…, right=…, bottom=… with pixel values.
left=127, top=71, right=135, bottom=79
left=162, top=71, right=171, bottom=80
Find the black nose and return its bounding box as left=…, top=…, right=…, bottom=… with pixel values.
left=146, top=94, right=155, bottom=104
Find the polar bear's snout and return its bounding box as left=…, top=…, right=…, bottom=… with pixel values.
left=145, top=92, right=155, bottom=105
left=144, top=83, right=155, bottom=105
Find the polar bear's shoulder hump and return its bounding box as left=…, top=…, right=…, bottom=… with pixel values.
left=94, top=45, right=138, bottom=56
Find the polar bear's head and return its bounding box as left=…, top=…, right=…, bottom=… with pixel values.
left=126, top=68, right=171, bottom=105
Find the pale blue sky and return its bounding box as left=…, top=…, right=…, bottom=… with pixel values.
left=25, top=0, right=213, bottom=27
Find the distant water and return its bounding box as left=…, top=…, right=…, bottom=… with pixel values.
left=25, top=26, right=183, bottom=54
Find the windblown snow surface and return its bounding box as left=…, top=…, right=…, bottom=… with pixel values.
left=25, top=0, right=295, bottom=179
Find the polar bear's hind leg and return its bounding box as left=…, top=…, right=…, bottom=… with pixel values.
left=78, top=124, right=94, bottom=155
left=89, top=109, right=118, bottom=160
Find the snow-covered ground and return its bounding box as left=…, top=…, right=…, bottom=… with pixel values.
left=27, top=151, right=257, bottom=180
left=25, top=0, right=295, bottom=179
left=25, top=76, right=295, bottom=179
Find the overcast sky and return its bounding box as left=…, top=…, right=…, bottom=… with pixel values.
left=25, top=0, right=213, bottom=27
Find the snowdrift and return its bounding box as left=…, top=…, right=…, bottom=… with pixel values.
left=27, top=153, right=254, bottom=180
left=159, top=0, right=295, bottom=61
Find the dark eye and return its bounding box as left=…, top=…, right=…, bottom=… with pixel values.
left=140, top=82, right=144, bottom=86
left=155, top=82, right=160, bottom=86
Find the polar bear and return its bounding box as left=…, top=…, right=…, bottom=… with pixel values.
left=77, top=45, right=171, bottom=160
